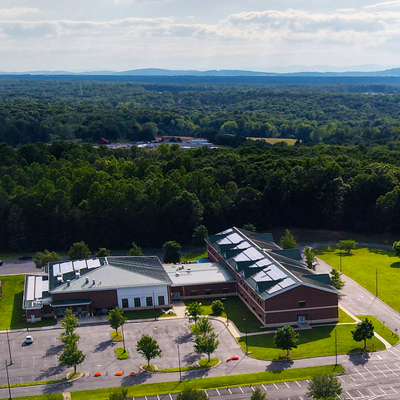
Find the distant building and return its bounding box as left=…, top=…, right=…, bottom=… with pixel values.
left=98, top=137, right=110, bottom=145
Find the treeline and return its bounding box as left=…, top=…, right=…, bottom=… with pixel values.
left=1, top=79, right=400, bottom=146
left=2, top=141, right=400, bottom=252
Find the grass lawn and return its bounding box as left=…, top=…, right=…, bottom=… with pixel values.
left=0, top=275, right=56, bottom=330
left=357, top=315, right=399, bottom=346
left=184, top=296, right=264, bottom=333
left=123, top=307, right=175, bottom=320
left=181, top=250, right=207, bottom=262
left=54, top=364, right=342, bottom=400
left=238, top=324, right=385, bottom=360
left=339, top=308, right=356, bottom=323
left=115, top=348, right=129, bottom=359
left=247, top=137, right=296, bottom=146
left=111, top=332, right=122, bottom=341
left=316, top=246, right=400, bottom=312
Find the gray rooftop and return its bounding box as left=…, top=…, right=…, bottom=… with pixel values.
left=165, top=262, right=236, bottom=286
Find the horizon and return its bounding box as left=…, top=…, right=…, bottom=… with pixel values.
left=1, top=1, right=400, bottom=72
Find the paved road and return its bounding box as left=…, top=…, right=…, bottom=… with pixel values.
left=0, top=259, right=43, bottom=276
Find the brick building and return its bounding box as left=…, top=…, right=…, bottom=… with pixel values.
left=206, top=227, right=338, bottom=327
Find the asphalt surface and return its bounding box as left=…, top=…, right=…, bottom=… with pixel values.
left=0, top=259, right=43, bottom=276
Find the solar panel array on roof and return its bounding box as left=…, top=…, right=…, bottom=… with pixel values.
left=60, top=262, right=73, bottom=274
left=52, top=264, right=61, bottom=276
left=233, top=241, right=251, bottom=250
left=87, top=259, right=101, bottom=269
left=74, top=260, right=87, bottom=270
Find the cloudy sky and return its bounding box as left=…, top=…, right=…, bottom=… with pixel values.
left=1, top=0, right=400, bottom=72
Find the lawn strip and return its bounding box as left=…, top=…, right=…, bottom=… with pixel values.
left=338, top=308, right=356, bottom=323
left=158, top=358, right=219, bottom=372
left=65, top=364, right=344, bottom=400
left=357, top=315, right=399, bottom=346
left=238, top=324, right=385, bottom=360
left=181, top=250, right=207, bottom=262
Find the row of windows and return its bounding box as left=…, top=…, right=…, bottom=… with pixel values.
left=121, top=296, right=165, bottom=309
left=189, top=288, right=229, bottom=296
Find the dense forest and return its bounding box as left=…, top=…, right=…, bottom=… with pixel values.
left=2, top=141, right=400, bottom=252
left=0, top=79, right=400, bottom=147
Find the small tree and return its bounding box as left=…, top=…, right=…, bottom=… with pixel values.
left=96, top=248, right=110, bottom=257
left=185, top=301, right=203, bottom=325
left=338, top=239, right=356, bottom=255
left=128, top=242, right=143, bottom=256
left=193, top=331, right=219, bottom=362
left=197, top=316, right=213, bottom=334
left=393, top=240, right=400, bottom=257
left=136, top=334, right=162, bottom=367
left=243, top=223, right=257, bottom=232
left=59, top=332, right=80, bottom=346
left=351, top=318, right=374, bottom=350
left=162, top=240, right=181, bottom=263
left=33, top=249, right=61, bottom=269
left=58, top=341, right=86, bottom=374
left=108, top=388, right=128, bottom=400
left=108, top=307, right=127, bottom=333
left=250, top=387, right=267, bottom=400
left=176, top=387, right=207, bottom=400
left=307, top=373, right=342, bottom=399
left=192, top=225, right=208, bottom=247
left=211, top=299, right=224, bottom=316
left=68, top=241, right=91, bottom=260
left=280, top=229, right=298, bottom=249
left=330, top=268, right=345, bottom=290
left=304, top=246, right=316, bottom=270
left=61, top=309, right=79, bottom=335
left=273, top=325, right=299, bottom=357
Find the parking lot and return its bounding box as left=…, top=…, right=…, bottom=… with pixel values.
left=0, top=318, right=242, bottom=385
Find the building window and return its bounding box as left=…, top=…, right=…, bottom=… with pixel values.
left=258, top=313, right=262, bottom=319
left=252, top=306, right=255, bottom=311
left=121, top=299, right=129, bottom=308
left=245, top=297, right=248, bottom=303
left=134, top=298, right=141, bottom=308
left=222, top=288, right=229, bottom=294
left=299, top=301, right=306, bottom=308
left=191, top=290, right=197, bottom=296
left=158, top=296, right=165, bottom=306
left=205, top=289, right=212, bottom=295
left=146, top=297, right=153, bottom=307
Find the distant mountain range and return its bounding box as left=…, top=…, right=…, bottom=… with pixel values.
left=1, top=67, right=400, bottom=77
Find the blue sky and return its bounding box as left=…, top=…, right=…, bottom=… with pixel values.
left=1, top=0, right=400, bottom=72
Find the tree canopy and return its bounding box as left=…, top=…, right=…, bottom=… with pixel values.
left=68, top=241, right=91, bottom=260
left=273, top=325, right=299, bottom=357
left=33, top=249, right=61, bottom=269
left=108, top=307, right=127, bottom=333
left=351, top=318, right=374, bottom=350
left=163, top=241, right=182, bottom=264
left=280, top=230, right=298, bottom=250
left=307, top=373, right=342, bottom=399
left=136, top=334, right=162, bottom=367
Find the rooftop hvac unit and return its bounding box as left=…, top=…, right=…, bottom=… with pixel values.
left=85, top=278, right=89, bottom=284
left=67, top=280, right=71, bottom=287
left=57, top=276, right=63, bottom=282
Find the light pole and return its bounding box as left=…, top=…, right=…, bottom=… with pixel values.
left=376, top=268, right=378, bottom=297
left=177, top=344, right=182, bottom=382
left=152, top=290, right=157, bottom=321
left=121, top=323, right=126, bottom=353
left=335, top=329, right=338, bottom=366
left=339, top=248, right=342, bottom=272
left=244, top=318, right=248, bottom=355
left=6, top=327, right=13, bottom=365
left=5, top=360, right=12, bottom=399
left=221, top=298, right=229, bottom=326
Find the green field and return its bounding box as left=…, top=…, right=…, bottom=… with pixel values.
left=238, top=324, right=385, bottom=360
left=0, top=275, right=56, bottom=330
left=181, top=250, right=207, bottom=262
left=247, top=137, right=297, bottom=146
left=316, top=246, right=400, bottom=312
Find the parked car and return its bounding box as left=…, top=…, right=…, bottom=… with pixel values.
left=19, top=256, right=33, bottom=261
left=24, top=335, right=33, bottom=344
left=0, top=260, right=3, bottom=266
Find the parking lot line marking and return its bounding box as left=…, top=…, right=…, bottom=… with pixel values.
left=353, top=367, right=367, bottom=380
left=284, top=382, right=289, bottom=388
left=145, top=396, right=147, bottom=400
left=379, top=388, right=386, bottom=395
left=363, top=366, right=377, bottom=379
left=273, top=383, right=278, bottom=389
left=169, top=393, right=173, bottom=400
left=356, top=390, right=364, bottom=397
left=157, top=395, right=160, bottom=400
left=216, top=388, right=221, bottom=396
left=295, top=381, right=301, bottom=387
left=239, top=387, right=244, bottom=393
left=384, top=364, right=398, bottom=376
left=339, top=376, right=345, bottom=382
left=374, top=365, right=387, bottom=377
left=377, top=355, right=382, bottom=359
left=299, top=397, right=303, bottom=400
left=345, top=391, right=354, bottom=400
left=204, top=390, right=209, bottom=397
left=349, top=375, right=356, bottom=382
left=251, top=386, right=255, bottom=392
left=261, top=384, right=267, bottom=391
left=228, top=388, right=232, bottom=395
left=368, top=389, right=375, bottom=396
left=390, top=386, right=398, bottom=394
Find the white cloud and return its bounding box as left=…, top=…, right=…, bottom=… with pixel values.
left=0, top=7, right=38, bottom=18
left=364, top=1, right=400, bottom=8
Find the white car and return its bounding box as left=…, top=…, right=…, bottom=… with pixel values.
left=24, top=335, right=33, bottom=344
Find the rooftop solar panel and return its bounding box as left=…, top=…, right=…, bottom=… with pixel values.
left=244, top=247, right=263, bottom=261
left=226, top=233, right=244, bottom=244
left=233, top=252, right=250, bottom=262
left=26, top=276, right=35, bottom=301
left=267, top=266, right=287, bottom=280
left=233, top=241, right=251, bottom=249
left=267, top=284, right=281, bottom=294
left=217, top=237, right=232, bottom=245
left=60, top=262, right=73, bottom=274
left=253, top=270, right=273, bottom=282
left=87, top=259, right=101, bottom=269
left=52, top=264, right=61, bottom=276
left=35, top=277, right=42, bottom=299
left=279, top=277, right=295, bottom=289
